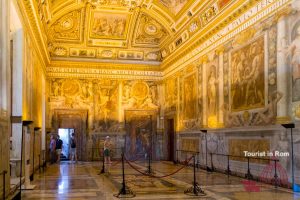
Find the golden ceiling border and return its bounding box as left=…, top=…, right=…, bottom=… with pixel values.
left=161, top=0, right=249, bottom=66
left=17, top=0, right=49, bottom=74
left=163, top=0, right=292, bottom=79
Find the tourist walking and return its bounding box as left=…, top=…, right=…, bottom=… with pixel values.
left=70, top=133, right=77, bottom=163
left=104, top=136, right=112, bottom=164
left=56, top=135, right=63, bottom=163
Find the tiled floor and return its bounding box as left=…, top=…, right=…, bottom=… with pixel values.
left=21, top=161, right=300, bottom=200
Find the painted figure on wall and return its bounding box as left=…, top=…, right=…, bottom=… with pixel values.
left=125, top=117, right=153, bottom=159
left=253, top=91, right=282, bottom=125
left=52, top=80, right=60, bottom=96
left=287, top=22, right=300, bottom=101
left=288, top=24, right=300, bottom=81
left=230, top=36, right=265, bottom=111
left=207, top=66, right=218, bottom=116
left=183, top=74, right=197, bottom=120
left=165, top=77, right=177, bottom=112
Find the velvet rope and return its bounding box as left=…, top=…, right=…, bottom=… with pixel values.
left=124, top=156, right=194, bottom=178
left=111, top=153, right=146, bottom=166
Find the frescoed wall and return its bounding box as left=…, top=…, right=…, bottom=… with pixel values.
left=48, top=78, right=162, bottom=160
left=165, top=0, right=300, bottom=187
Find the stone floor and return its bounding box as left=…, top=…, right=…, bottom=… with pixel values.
left=21, top=161, right=300, bottom=200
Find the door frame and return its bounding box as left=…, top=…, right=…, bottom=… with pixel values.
left=52, top=109, right=88, bottom=161
left=164, top=114, right=176, bottom=161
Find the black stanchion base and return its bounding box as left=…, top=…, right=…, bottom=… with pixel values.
left=271, top=177, right=279, bottom=188
left=245, top=172, right=253, bottom=180
left=98, top=167, right=105, bottom=175
left=206, top=166, right=213, bottom=172
left=184, top=182, right=206, bottom=196
left=225, top=169, right=231, bottom=175
left=30, top=174, right=34, bottom=181
left=144, top=167, right=155, bottom=175
left=12, top=191, right=21, bottom=200
left=113, top=185, right=135, bottom=198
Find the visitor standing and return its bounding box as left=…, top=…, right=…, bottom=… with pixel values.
left=49, top=135, right=56, bottom=164
left=56, top=135, right=63, bottom=163
left=70, top=133, right=77, bottom=163
left=104, top=136, right=112, bottom=164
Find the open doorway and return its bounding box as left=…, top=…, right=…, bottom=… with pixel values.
left=58, top=129, right=74, bottom=160
left=167, top=119, right=175, bottom=161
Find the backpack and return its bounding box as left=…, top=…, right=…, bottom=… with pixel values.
left=56, top=139, right=62, bottom=149
left=71, top=138, right=76, bottom=148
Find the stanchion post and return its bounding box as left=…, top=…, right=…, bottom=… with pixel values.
left=184, top=155, right=205, bottom=196
left=226, top=155, right=231, bottom=175
left=99, top=150, right=105, bottom=174
left=282, top=123, right=295, bottom=189
left=245, top=157, right=253, bottom=180
left=113, top=153, right=135, bottom=198
left=193, top=155, right=196, bottom=194
left=274, top=160, right=278, bottom=188
left=121, top=153, right=125, bottom=193
left=145, top=149, right=154, bottom=175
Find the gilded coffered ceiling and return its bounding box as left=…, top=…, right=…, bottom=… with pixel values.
left=19, top=0, right=241, bottom=68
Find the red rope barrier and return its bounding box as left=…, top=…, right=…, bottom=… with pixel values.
left=111, top=153, right=146, bottom=166
left=124, top=156, right=194, bottom=178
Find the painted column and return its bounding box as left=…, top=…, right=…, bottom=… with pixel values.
left=202, top=56, right=208, bottom=127
left=217, top=48, right=224, bottom=127
left=276, top=14, right=290, bottom=123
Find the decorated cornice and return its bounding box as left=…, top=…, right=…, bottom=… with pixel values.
left=46, top=66, right=163, bottom=80
left=163, top=0, right=292, bottom=78
left=49, top=60, right=161, bottom=71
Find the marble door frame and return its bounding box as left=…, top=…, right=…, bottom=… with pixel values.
left=52, top=109, right=88, bottom=161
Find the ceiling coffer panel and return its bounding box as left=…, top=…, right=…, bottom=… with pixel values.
left=132, top=13, right=168, bottom=47
left=89, top=11, right=130, bottom=40
left=48, top=9, right=84, bottom=43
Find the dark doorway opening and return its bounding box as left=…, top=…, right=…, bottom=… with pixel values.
left=58, top=128, right=74, bottom=160
left=167, top=119, right=175, bottom=161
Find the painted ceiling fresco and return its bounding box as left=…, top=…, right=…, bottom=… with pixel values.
left=159, top=0, right=190, bottom=15
left=35, top=0, right=233, bottom=63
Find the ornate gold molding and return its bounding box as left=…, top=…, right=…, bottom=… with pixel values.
left=18, top=0, right=50, bottom=72
left=163, top=0, right=292, bottom=78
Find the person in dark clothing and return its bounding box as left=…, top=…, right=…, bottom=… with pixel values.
left=56, top=135, right=63, bottom=163
left=70, top=133, right=77, bottom=163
